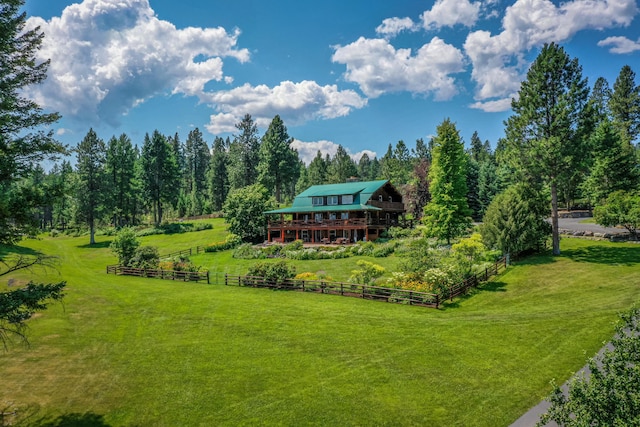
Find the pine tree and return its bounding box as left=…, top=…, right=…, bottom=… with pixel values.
left=327, top=145, right=357, bottom=183
left=308, top=151, right=328, bottom=185
left=0, top=0, right=65, bottom=243
left=609, top=65, right=640, bottom=143
left=423, top=119, right=471, bottom=244
left=105, top=134, right=137, bottom=227
left=184, top=128, right=210, bottom=215
left=76, top=129, right=106, bottom=245
left=257, top=115, right=300, bottom=202
left=505, top=42, right=590, bottom=255
left=228, top=114, right=260, bottom=190
left=140, top=131, right=179, bottom=225
left=207, top=136, right=229, bottom=212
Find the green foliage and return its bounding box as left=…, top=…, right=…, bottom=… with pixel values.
left=594, top=190, right=640, bottom=236
left=207, top=136, right=229, bottom=212
left=105, top=134, right=138, bottom=227
left=451, top=233, right=490, bottom=277
left=0, top=0, right=65, bottom=244
left=258, top=115, right=300, bottom=202
left=609, top=65, right=640, bottom=142
left=224, top=184, right=277, bottom=243
left=326, top=145, right=358, bottom=183
left=232, top=243, right=265, bottom=259
left=246, top=261, right=296, bottom=284
left=228, top=114, right=260, bottom=190
left=504, top=42, right=591, bottom=255
left=582, top=118, right=639, bottom=205
left=75, top=129, right=107, bottom=245
left=283, top=239, right=304, bottom=252
left=0, top=281, right=66, bottom=348
left=349, top=260, right=385, bottom=285
left=423, top=119, right=472, bottom=244
left=110, top=227, right=140, bottom=266
left=481, top=184, right=551, bottom=256
left=129, top=246, right=160, bottom=269
left=539, top=306, right=640, bottom=426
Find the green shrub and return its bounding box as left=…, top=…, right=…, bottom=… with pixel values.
left=372, top=243, right=395, bottom=257
left=129, top=246, right=160, bottom=269
left=247, top=261, right=296, bottom=284
left=283, top=239, right=304, bottom=251
left=110, top=227, right=140, bottom=266
left=349, top=260, right=385, bottom=285
left=49, top=229, right=59, bottom=238
left=233, top=243, right=265, bottom=259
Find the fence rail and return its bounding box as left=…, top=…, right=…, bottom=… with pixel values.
left=106, top=265, right=209, bottom=283
left=161, top=246, right=207, bottom=260
left=224, top=274, right=440, bottom=308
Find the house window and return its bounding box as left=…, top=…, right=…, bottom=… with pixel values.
left=341, top=212, right=349, bottom=220
left=315, top=213, right=323, bottom=222
left=329, top=212, right=337, bottom=220
left=312, top=197, right=324, bottom=206
left=341, top=194, right=353, bottom=204
left=389, top=196, right=392, bottom=202
left=327, top=196, right=338, bottom=205
left=378, top=195, right=383, bottom=202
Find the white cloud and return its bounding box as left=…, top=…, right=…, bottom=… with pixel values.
left=469, top=96, right=515, bottom=113
left=332, top=36, right=465, bottom=99
left=421, top=0, right=481, bottom=30
left=375, top=17, right=416, bottom=38
left=205, top=81, right=367, bottom=134
left=56, top=128, right=72, bottom=136
left=25, top=0, right=249, bottom=125
left=598, top=36, right=640, bottom=54
left=464, top=0, right=639, bottom=111
left=290, top=139, right=376, bottom=164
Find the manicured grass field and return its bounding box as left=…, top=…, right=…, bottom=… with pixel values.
left=1, top=226, right=639, bottom=426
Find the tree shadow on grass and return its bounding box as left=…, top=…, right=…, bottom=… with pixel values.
left=560, top=245, right=640, bottom=266
left=76, top=240, right=112, bottom=249
left=0, top=244, right=41, bottom=259
left=15, top=412, right=113, bottom=427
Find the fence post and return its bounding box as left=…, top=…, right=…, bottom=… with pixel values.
left=341, top=283, right=343, bottom=296
left=207, top=271, right=210, bottom=284
left=409, top=291, right=413, bottom=305
left=302, top=280, right=305, bottom=292
left=485, top=267, right=488, bottom=281
left=224, top=273, right=228, bottom=286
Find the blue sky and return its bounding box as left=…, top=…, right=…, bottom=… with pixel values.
left=23, top=0, right=640, bottom=163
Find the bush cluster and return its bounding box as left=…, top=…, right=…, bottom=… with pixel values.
left=205, top=233, right=242, bottom=253
left=246, top=261, right=296, bottom=284
left=231, top=240, right=398, bottom=260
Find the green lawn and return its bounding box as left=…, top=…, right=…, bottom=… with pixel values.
left=1, top=229, right=639, bottom=426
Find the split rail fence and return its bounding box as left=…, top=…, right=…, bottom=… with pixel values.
left=106, top=265, right=209, bottom=283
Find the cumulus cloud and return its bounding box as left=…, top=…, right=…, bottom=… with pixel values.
left=290, top=139, right=376, bottom=164
left=375, top=17, right=416, bottom=38
left=598, top=36, right=640, bottom=53
left=204, top=81, right=367, bottom=134
left=25, top=0, right=249, bottom=125
left=464, top=0, right=638, bottom=112
left=332, top=36, right=465, bottom=99
left=421, top=0, right=481, bottom=30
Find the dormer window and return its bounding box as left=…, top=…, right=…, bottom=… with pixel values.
left=389, top=196, right=392, bottom=202
left=312, top=197, right=324, bottom=206
left=327, top=196, right=338, bottom=205
left=341, top=194, right=353, bottom=204
left=378, top=195, right=383, bottom=202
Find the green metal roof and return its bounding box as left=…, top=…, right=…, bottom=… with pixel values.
left=265, top=204, right=381, bottom=214
left=265, top=180, right=390, bottom=215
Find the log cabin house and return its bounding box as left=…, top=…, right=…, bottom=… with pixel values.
left=265, top=180, right=405, bottom=243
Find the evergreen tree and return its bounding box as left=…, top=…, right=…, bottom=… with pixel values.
left=477, top=160, right=501, bottom=216
left=357, top=153, right=375, bottom=181
left=423, top=119, right=471, bottom=244
left=140, top=130, right=179, bottom=225
left=257, top=115, right=300, bottom=202
left=504, top=42, right=590, bottom=255
left=414, top=138, right=431, bottom=161
left=582, top=118, right=639, bottom=205
left=466, top=155, right=482, bottom=220
left=295, top=161, right=311, bottom=194
left=228, top=114, right=260, bottom=190
left=590, top=77, right=612, bottom=123
left=327, top=145, right=357, bottom=183
left=105, top=133, right=137, bottom=227
left=0, top=0, right=65, bottom=243
left=50, top=160, right=74, bottom=231
left=406, top=157, right=431, bottom=220
left=609, top=65, right=640, bottom=143
left=184, top=128, right=210, bottom=215
left=308, top=150, right=328, bottom=185
left=75, top=129, right=106, bottom=245
left=207, top=136, right=229, bottom=212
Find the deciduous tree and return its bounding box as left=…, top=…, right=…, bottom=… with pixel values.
left=224, top=184, right=277, bottom=243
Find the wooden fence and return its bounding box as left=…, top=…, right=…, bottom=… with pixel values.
left=106, top=265, right=209, bottom=283
left=161, top=246, right=207, bottom=260
left=224, top=274, right=441, bottom=308
left=223, top=256, right=508, bottom=309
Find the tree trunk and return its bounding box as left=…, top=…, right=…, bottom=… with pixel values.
left=550, top=181, right=560, bottom=255
left=89, top=218, right=96, bottom=245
